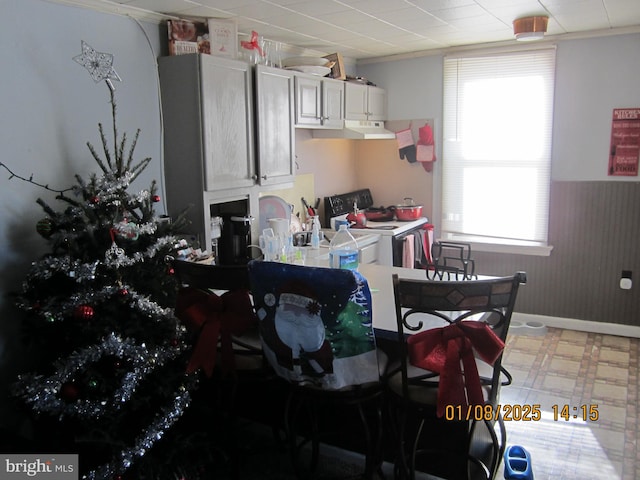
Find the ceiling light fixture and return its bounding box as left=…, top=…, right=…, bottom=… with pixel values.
left=513, top=16, right=548, bottom=41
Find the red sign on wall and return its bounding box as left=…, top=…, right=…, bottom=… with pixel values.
left=608, top=108, right=640, bottom=176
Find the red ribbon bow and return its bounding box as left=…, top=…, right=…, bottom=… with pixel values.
left=240, top=30, right=264, bottom=57
left=407, top=321, right=504, bottom=417
left=175, top=287, right=257, bottom=377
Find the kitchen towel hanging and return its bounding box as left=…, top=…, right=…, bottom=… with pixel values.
left=417, top=122, right=437, bottom=172
left=403, top=234, right=415, bottom=268
left=395, top=123, right=417, bottom=163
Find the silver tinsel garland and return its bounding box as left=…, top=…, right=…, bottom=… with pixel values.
left=104, top=234, right=179, bottom=268
left=81, top=377, right=197, bottom=480
left=14, top=333, right=188, bottom=419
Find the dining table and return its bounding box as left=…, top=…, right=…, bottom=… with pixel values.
left=357, top=263, right=434, bottom=339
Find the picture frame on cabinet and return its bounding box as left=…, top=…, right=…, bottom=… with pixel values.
left=167, top=19, right=210, bottom=55
left=208, top=18, right=238, bottom=59
left=323, top=52, right=346, bottom=80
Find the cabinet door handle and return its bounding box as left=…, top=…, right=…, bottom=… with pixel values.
left=261, top=175, right=268, bottom=180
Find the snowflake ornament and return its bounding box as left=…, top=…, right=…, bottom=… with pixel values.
left=73, top=40, right=122, bottom=86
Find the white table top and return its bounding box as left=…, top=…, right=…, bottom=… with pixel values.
left=358, top=263, right=433, bottom=339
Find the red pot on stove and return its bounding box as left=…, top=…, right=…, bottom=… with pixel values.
left=393, top=198, right=423, bottom=221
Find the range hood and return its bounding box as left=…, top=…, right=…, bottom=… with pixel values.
left=312, top=120, right=396, bottom=140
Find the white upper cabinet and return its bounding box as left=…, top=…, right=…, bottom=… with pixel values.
left=294, top=74, right=345, bottom=128
left=344, top=82, right=387, bottom=121
left=255, top=65, right=295, bottom=186
left=322, top=79, right=345, bottom=129
left=159, top=54, right=255, bottom=193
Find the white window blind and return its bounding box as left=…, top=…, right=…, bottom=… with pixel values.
left=442, top=48, right=556, bottom=246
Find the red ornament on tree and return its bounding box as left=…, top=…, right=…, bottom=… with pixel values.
left=90, top=196, right=100, bottom=204
left=74, top=304, right=94, bottom=321
left=118, top=288, right=129, bottom=297
left=167, top=266, right=175, bottom=276
left=60, top=382, right=80, bottom=402
left=152, top=194, right=161, bottom=203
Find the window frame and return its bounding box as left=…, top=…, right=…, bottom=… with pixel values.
left=438, top=45, right=556, bottom=257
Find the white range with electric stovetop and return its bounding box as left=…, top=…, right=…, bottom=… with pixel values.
left=323, top=189, right=430, bottom=267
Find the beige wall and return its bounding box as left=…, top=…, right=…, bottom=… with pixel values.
left=354, top=139, right=433, bottom=221
left=293, top=130, right=434, bottom=224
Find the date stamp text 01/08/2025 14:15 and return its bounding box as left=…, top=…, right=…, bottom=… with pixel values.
left=443, top=404, right=600, bottom=422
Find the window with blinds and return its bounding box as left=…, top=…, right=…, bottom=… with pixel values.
left=442, top=48, right=556, bottom=247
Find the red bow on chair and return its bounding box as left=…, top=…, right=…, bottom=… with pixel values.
left=240, top=30, right=264, bottom=57
left=407, top=321, right=504, bottom=417
left=175, top=287, right=257, bottom=377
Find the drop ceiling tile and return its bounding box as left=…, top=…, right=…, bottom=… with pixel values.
left=176, top=6, right=236, bottom=18
left=344, top=0, right=415, bottom=15
left=410, top=0, right=477, bottom=10
left=607, top=2, right=640, bottom=27
left=197, top=0, right=261, bottom=8
left=224, top=2, right=290, bottom=21
left=263, top=12, right=314, bottom=29
left=428, top=3, right=490, bottom=22
left=378, top=8, right=447, bottom=27
left=123, top=0, right=199, bottom=12
left=316, top=9, right=377, bottom=25
left=476, top=0, right=541, bottom=9
left=283, top=1, right=353, bottom=16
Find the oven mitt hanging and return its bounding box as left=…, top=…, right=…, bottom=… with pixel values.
left=417, top=123, right=436, bottom=172
left=396, top=126, right=417, bottom=163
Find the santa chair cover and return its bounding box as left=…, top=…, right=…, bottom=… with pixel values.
left=248, top=261, right=380, bottom=390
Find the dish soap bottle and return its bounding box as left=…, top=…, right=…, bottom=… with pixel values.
left=329, top=224, right=359, bottom=270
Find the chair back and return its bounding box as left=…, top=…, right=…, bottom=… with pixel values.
left=392, top=272, right=526, bottom=407
left=248, top=261, right=380, bottom=390
left=171, top=258, right=250, bottom=291
left=170, top=258, right=259, bottom=377
left=427, top=240, right=476, bottom=280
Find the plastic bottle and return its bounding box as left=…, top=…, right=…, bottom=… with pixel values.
left=329, top=224, right=359, bottom=270
left=310, top=218, right=320, bottom=250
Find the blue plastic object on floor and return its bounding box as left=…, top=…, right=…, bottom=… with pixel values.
left=504, top=445, right=533, bottom=479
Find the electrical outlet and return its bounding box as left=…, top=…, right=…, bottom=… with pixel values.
left=620, top=270, right=632, bottom=290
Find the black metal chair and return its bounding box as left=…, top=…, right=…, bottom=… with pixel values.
left=427, top=241, right=477, bottom=280
left=386, top=272, right=526, bottom=480
left=171, top=258, right=264, bottom=380
left=248, top=260, right=387, bottom=479
left=170, top=258, right=274, bottom=478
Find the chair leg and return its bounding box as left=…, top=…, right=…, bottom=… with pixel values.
left=410, top=418, right=425, bottom=480
left=356, top=396, right=385, bottom=480
left=389, top=401, right=410, bottom=480
left=284, top=389, right=322, bottom=479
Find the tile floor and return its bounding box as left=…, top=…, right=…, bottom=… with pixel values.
left=497, top=327, right=638, bottom=480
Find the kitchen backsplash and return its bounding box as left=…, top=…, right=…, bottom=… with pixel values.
left=260, top=173, right=316, bottom=225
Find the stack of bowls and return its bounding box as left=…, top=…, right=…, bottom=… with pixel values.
left=281, top=56, right=332, bottom=76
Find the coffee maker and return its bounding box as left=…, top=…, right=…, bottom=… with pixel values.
left=218, top=214, right=253, bottom=265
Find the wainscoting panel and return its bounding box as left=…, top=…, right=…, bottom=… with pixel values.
left=472, top=181, right=640, bottom=328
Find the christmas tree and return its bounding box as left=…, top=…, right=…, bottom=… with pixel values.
left=6, top=42, right=203, bottom=479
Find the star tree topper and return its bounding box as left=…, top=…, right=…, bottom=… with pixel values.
left=73, top=40, right=121, bottom=90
